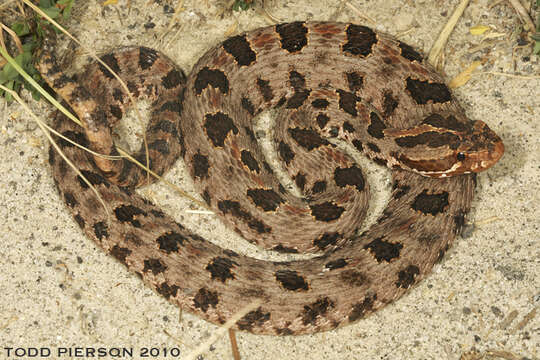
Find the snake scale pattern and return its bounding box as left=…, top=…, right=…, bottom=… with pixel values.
left=37, top=22, right=504, bottom=335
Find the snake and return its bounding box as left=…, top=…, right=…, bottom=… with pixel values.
left=37, top=21, right=504, bottom=335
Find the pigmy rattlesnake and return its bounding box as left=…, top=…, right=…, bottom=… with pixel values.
left=37, top=22, right=504, bottom=335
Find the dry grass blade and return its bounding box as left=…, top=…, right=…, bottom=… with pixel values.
left=116, top=147, right=212, bottom=211
left=345, top=1, right=376, bottom=25
left=228, top=329, right=241, bottom=360
left=0, top=83, right=111, bottom=217
left=22, top=0, right=152, bottom=184
left=184, top=299, right=262, bottom=360
left=428, top=0, right=471, bottom=69
left=507, top=0, right=535, bottom=31
left=0, top=22, right=23, bottom=54
left=472, top=71, right=540, bottom=79
left=0, top=0, right=19, bottom=11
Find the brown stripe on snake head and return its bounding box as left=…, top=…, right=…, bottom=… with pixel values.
left=397, top=152, right=457, bottom=174
left=310, top=201, right=345, bottom=222
left=334, top=165, right=365, bottom=192
left=275, top=21, right=308, bottom=53
left=206, top=257, right=238, bottom=283
left=405, top=77, right=452, bottom=104
left=411, top=190, right=449, bottom=215
left=246, top=188, right=284, bottom=211
left=193, top=287, right=219, bottom=312
left=222, top=34, right=257, bottom=66
left=342, top=24, right=377, bottom=57
left=288, top=127, right=329, bottom=150
left=194, top=67, right=229, bottom=95
left=396, top=265, right=420, bottom=288
left=203, top=112, right=239, bottom=147
left=275, top=270, right=309, bottom=291
left=364, top=237, right=403, bottom=262
left=395, top=131, right=460, bottom=149
left=367, top=111, right=386, bottom=139
left=421, top=114, right=468, bottom=132
left=138, top=47, right=159, bottom=70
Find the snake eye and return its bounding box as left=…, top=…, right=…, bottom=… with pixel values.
left=457, top=152, right=466, bottom=161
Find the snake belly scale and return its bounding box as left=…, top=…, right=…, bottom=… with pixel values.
left=37, top=22, right=504, bottom=335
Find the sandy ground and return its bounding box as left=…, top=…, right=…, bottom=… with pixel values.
left=0, top=0, right=538, bottom=359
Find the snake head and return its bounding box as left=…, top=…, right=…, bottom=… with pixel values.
left=388, top=115, right=504, bottom=178
left=447, top=120, right=505, bottom=177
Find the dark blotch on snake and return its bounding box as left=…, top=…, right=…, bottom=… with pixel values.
left=276, top=21, right=308, bottom=53
left=411, top=190, right=449, bottom=215
left=157, top=231, right=187, bottom=253
left=193, top=287, right=219, bottom=312
left=342, top=24, right=377, bottom=57
left=247, top=188, right=284, bottom=211
left=206, top=257, right=238, bottom=283
left=275, top=270, right=309, bottom=291
left=143, top=258, right=167, bottom=275
left=222, top=34, right=257, bottom=66
left=396, top=265, right=420, bottom=288
left=204, top=112, right=239, bottom=147
left=406, top=77, right=451, bottom=104
left=241, top=150, right=260, bottom=173
left=364, top=237, right=403, bottom=262
left=334, top=166, right=365, bottom=192
left=194, top=67, right=229, bottom=95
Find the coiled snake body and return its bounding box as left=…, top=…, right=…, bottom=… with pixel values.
left=38, top=22, right=504, bottom=334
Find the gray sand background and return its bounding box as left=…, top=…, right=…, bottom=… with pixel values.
left=0, top=0, right=538, bottom=359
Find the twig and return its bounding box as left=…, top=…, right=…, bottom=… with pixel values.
left=184, top=300, right=262, bottom=360
left=428, top=0, right=471, bottom=68
left=472, top=71, right=540, bottom=79
left=507, top=0, right=536, bottom=31
left=228, top=329, right=241, bottom=360
left=345, top=1, right=376, bottom=25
